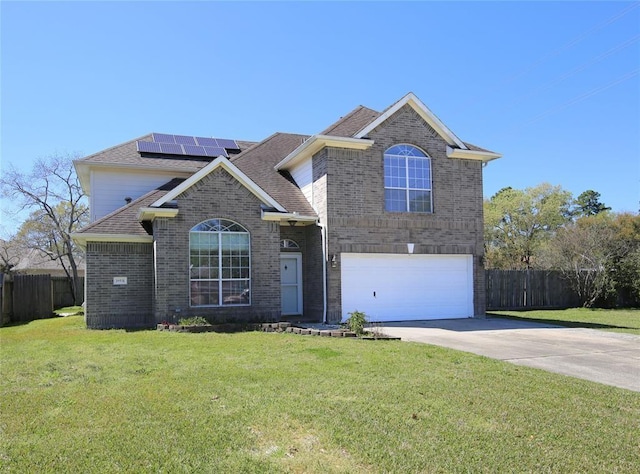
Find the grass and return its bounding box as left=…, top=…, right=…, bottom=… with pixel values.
left=489, top=308, right=640, bottom=335
left=1, top=316, right=639, bottom=473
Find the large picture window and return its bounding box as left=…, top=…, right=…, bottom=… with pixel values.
left=384, top=144, right=432, bottom=213
left=189, top=219, right=250, bottom=307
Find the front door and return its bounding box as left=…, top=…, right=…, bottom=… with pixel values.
left=280, top=253, right=302, bottom=315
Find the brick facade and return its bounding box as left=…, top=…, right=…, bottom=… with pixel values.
left=315, top=104, right=486, bottom=322
left=85, top=242, right=154, bottom=328
left=152, top=168, right=282, bottom=324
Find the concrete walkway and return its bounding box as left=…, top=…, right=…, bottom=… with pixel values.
left=376, top=318, right=640, bottom=392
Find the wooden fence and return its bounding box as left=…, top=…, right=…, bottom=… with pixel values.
left=1, top=275, right=84, bottom=324
left=486, top=269, right=581, bottom=310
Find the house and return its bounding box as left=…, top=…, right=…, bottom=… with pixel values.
left=11, top=248, right=85, bottom=278
left=72, top=93, right=501, bottom=329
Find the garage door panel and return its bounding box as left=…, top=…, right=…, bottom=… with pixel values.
left=341, top=253, right=473, bottom=322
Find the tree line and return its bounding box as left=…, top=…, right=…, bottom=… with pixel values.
left=484, top=183, right=640, bottom=307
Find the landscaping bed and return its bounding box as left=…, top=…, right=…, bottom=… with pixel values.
left=158, top=321, right=400, bottom=339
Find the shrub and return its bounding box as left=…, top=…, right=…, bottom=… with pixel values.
left=178, top=316, right=210, bottom=326
left=346, top=310, right=367, bottom=335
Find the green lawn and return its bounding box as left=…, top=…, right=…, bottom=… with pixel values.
left=489, top=308, right=640, bottom=335
left=1, top=317, right=639, bottom=473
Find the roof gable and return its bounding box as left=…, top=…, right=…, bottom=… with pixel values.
left=151, top=156, right=286, bottom=212
left=354, top=92, right=467, bottom=150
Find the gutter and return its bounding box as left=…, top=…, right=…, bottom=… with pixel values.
left=318, top=221, right=328, bottom=324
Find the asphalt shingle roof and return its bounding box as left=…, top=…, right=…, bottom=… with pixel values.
left=77, top=134, right=257, bottom=173
left=320, top=106, right=380, bottom=137
left=231, top=133, right=317, bottom=217
left=12, top=248, right=85, bottom=273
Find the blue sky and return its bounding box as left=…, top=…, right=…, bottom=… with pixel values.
left=1, top=1, right=639, bottom=234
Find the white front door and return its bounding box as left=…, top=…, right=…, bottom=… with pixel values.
left=281, top=253, right=302, bottom=315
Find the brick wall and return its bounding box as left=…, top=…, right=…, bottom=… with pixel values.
left=153, top=167, right=281, bottom=324
left=85, top=242, right=154, bottom=328
left=316, top=104, right=486, bottom=322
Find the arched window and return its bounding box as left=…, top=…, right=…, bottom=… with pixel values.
left=280, top=239, right=300, bottom=250
left=189, top=219, right=250, bottom=307
left=384, top=144, right=432, bottom=213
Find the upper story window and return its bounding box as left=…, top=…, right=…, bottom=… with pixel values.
left=189, top=219, right=250, bottom=307
left=384, top=144, right=432, bottom=213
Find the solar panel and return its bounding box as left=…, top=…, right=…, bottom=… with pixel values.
left=195, top=136, right=218, bottom=147
left=137, top=141, right=162, bottom=153
left=174, top=135, right=197, bottom=146
left=152, top=133, right=176, bottom=144
left=204, top=146, right=228, bottom=157
left=216, top=138, right=240, bottom=150
left=159, top=143, right=184, bottom=154
left=139, top=133, right=240, bottom=158
left=182, top=145, right=208, bottom=157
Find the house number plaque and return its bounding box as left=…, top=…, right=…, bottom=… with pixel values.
left=113, top=277, right=128, bottom=285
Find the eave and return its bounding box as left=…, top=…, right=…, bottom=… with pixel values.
left=275, top=135, right=374, bottom=170
left=261, top=211, right=317, bottom=226
left=137, top=207, right=179, bottom=222
left=446, top=146, right=502, bottom=162
left=71, top=233, right=153, bottom=249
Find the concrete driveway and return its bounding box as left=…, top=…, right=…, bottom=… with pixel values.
left=377, top=318, right=640, bottom=392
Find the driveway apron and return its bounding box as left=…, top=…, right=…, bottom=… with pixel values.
left=378, top=318, right=640, bottom=392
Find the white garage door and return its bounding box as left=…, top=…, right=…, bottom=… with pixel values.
left=341, top=253, right=474, bottom=322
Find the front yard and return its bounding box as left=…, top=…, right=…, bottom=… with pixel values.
left=1, top=315, right=638, bottom=472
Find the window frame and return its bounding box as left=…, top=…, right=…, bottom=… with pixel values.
left=383, top=144, right=433, bottom=213
left=189, top=219, right=251, bottom=307
left=280, top=239, right=300, bottom=250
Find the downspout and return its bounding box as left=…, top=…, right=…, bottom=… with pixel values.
left=318, top=221, right=328, bottom=324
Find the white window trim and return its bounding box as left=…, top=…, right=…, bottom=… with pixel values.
left=384, top=144, right=433, bottom=213
left=189, top=219, right=251, bottom=308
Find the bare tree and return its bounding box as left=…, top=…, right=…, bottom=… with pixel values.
left=0, top=155, right=88, bottom=304
left=0, top=237, right=21, bottom=273
left=541, top=215, right=620, bottom=307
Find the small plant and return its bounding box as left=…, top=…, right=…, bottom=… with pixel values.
left=178, top=316, right=210, bottom=326
left=346, top=310, right=367, bottom=335
left=367, top=321, right=386, bottom=339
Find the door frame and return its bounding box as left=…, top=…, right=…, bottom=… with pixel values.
left=280, top=252, right=303, bottom=315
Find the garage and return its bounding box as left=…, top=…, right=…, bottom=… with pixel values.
left=340, top=253, right=474, bottom=322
